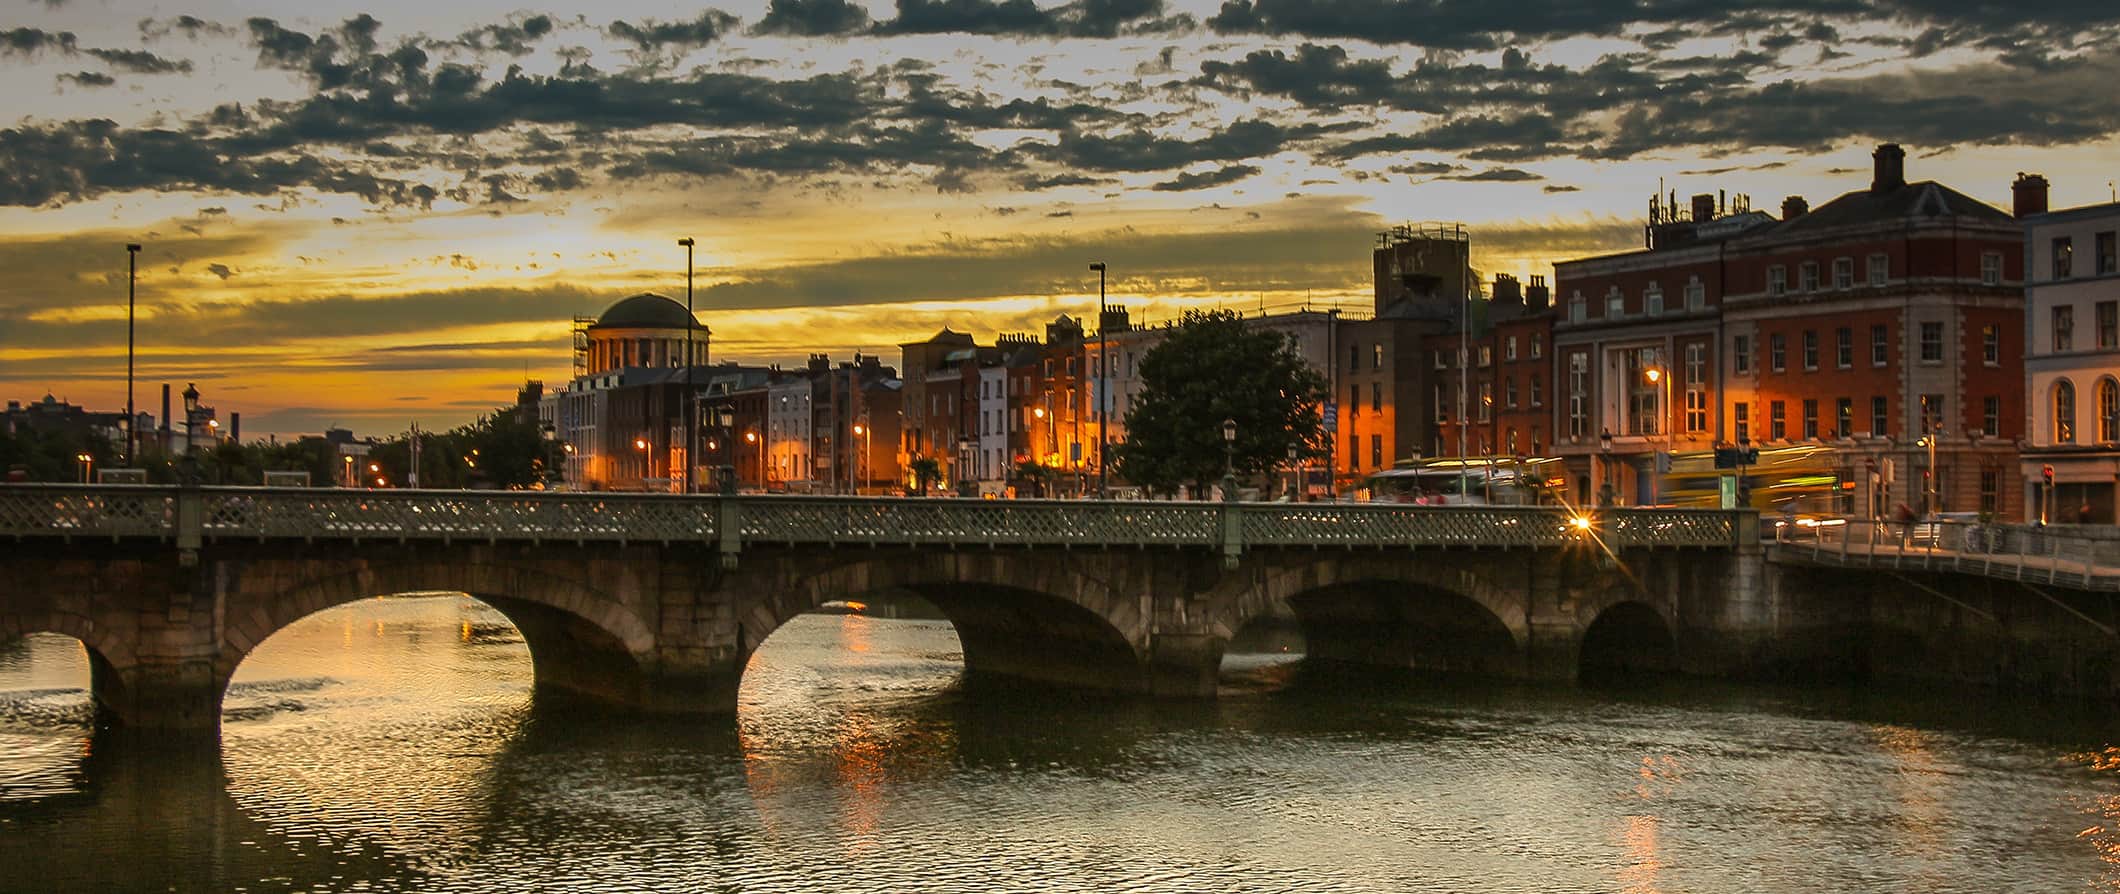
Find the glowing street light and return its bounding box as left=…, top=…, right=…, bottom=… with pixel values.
left=76, top=452, right=92, bottom=484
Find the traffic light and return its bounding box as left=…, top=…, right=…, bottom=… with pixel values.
left=2043, top=464, right=2056, bottom=486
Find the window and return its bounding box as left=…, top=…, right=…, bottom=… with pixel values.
left=1769, top=333, right=1786, bottom=372
left=2099, top=301, right=2118, bottom=349
left=1373, top=343, right=1384, bottom=369
left=1349, top=345, right=1360, bottom=371
left=1733, top=335, right=1752, bottom=374
left=1983, top=394, right=2000, bottom=437
left=1477, top=382, right=1493, bottom=422
left=1433, top=349, right=1446, bottom=370
left=1981, top=252, right=2002, bottom=286
left=1504, top=376, right=1517, bottom=409
left=2054, top=236, right=2074, bottom=279
left=1568, top=353, right=1588, bottom=438
left=1802, top=399, right=1818, bottom=439
left=1350, top=434, right=1360, bottom=472
left=1871, top=396, right=1889, bottom=437
left=1867, top=253, right=1888, bottom=286
left=1734, top=403, right=1751, bottom=443
left=1919, top=321, right=1943, bottom=362
left=1769, top=401, right=1786, bottom=440
left=1569, top=292, right=1586, bottom=323
left=1530, top=374, right=1544, bottom=408
left=1871, top=324, right=1889, bottom=366
left=1802, top=330, right=1818, bottom=370
left=1606, top=287, right=1624, bottom=318
left=2055, top=379, right=2077, bottom=443
left=1919, top=393, right=1945, bottom=435
left=1684, top=344, right=1707, bottom=433
left=1983, top=324, right=2000, bottom=365
left=1350, top=384, right=1360, bottom=417
left=1800, top=261, right=1820, bottom=291
left=1371, top=434, right=1383, bottom=469
left=1685, top=276, right=1705, bottom=311
left=1435, top=384, right=1448, bottom=423
left=1626, top=347, right=1662, bottom=436
left=1645, top=283, right=1664, bottom=316
left=2054, top=305, right=2075, bottom=352
left=1835, top=398, right=1852, bottom=438
left=2099, top=232, right=2118, bottom=275
left=1531, top=333, right=1544, bottom=358
left=1835, top=327, right=1853, bottom=368
left=1504, top=336, right=1518, bottom=362
left=1833, top=257, right=1853, bottom=290
left=1980, top=469, right=2000, bottom=514
left=1477, top=345, right=1492, bottom=367
left=1371, top=381, right=1382, bottom=412
left=2100, top=377, right=2119, bottom=442
left=1768, top=265, right=1787, bottom=296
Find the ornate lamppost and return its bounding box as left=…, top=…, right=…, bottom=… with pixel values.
left=1221, top=417, right=1237, bottom=502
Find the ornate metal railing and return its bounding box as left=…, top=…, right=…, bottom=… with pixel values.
left=0, top=485, right=1748, bottom=560
left=1773, top=519, right=2120, bottom=592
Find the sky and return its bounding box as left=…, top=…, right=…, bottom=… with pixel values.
left=2, top=0, right=2117, bottom=437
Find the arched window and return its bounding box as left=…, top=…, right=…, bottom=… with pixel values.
left=2100, top=376, right=2119, bottom=443
left=2055, top=378, right=2077, bottom=444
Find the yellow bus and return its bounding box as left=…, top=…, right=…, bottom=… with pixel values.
left=1659, top=444, right=1842, bottom=512
left=1361, top=457, right=1568, bottom=505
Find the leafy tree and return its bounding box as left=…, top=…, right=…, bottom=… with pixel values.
left=1115, top=309, right=1329, bottom=498
left=908, top=457, right=941, bottom=495
left=1012, top=459, right=1058, bottom=498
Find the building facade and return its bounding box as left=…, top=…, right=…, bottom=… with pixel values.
left=2022, top=193, right=2120, bottom=523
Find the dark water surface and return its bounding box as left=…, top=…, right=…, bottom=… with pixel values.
left=4, top=594, right=2120, bottom=893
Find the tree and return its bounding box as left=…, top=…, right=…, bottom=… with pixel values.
left=1115, top=309, right=1329, bottom=498
left=908, top=457, right=941, bottom=495
left=1012, top=459, right=1057, bottom=498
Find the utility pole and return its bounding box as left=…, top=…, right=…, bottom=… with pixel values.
left=1090, top=262, right=1108, bottom=498
left=679, top=237, right=696, bottom=493
left=125, top=243, right=140, bottom=467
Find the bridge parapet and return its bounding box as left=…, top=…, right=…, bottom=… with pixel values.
left=1775, top=519, right=2120, bottom=592
left=0, top=485, right=1749, bottom=558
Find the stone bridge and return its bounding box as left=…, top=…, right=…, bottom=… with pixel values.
left=4, top=485, right=2116, bottom=731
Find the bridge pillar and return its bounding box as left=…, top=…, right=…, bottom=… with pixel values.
left=1145, top=632, right=1221, bottom=697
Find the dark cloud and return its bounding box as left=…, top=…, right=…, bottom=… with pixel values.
left=606, top=10, right=739, bottom=50
left=1025, top=119, right=1333, bottom=172
left=1, top=26, right=76, bottom=55
left=1015, top=172, right=1116, bottom=190
left=1388, top=161, right=1460, bottom=175
left=754, top=0, right=873, bottom=36
left=86, top=47, right=193, bottom=74
left=206, top=263, right=236, bottom=280
left=1541, top=184, right=1580, bottom=193
left=1150, top=163, right=1260, bottom=191
left=139, top=16, right=234, bottom=41
left=454, top=15, right=554, bottom=55
left=876, top=0, right=1172, bottom=38
left=57, top=71, right=113, bottom=87
left=1445, top=167, right=1542, bottom=182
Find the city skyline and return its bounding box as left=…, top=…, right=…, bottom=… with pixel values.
left=3, top=1, right=2118, bottom=436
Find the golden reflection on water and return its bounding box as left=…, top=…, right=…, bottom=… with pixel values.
left=1869, top=724, right=1947, bottom=858
left=2064, top=745, right=2120, bottom=888
left=1616, top=813, right=1663, bottom=894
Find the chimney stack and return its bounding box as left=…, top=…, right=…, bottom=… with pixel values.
left=2012, top=173, right=2050, bottom=218
left=1871, top=143, right=1906, bottom=194
left=229, top=412, right=240, bottom=443
left=160, top=384, right=171, bottom=440
left=1691, top=193, right=1715, bottom=223
left=1526, top=275, right=1550, bottom=312
left=1491, top=272, right=1523, bottom=305
left=1781, top=195, right=1808, bottom=220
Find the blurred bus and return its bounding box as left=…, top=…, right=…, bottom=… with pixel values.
left=1360, top=457, right=1566, bottom=505
left=1658, top=444, right=1842, bottom=512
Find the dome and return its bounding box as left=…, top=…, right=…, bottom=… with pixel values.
left=593, top=292, right=697, bottom=329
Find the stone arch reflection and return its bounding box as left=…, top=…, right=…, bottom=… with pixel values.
left=0, top=631, right=99, bottom=802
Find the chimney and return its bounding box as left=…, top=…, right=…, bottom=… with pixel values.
left=1690, top=193, right=1715, bottom=223
left=1526, top=275, right=1550, bottom=312
left=1781, top=195, right=1808, bottom=220
left=2012, top=173, right=2050, bottom=218
left=229, top=412, right=240, bottom=443
left=1871, top=143, right=1906, bottom=194
left=160, top=384, right=171, bottom=437
left=1491, top=273, right=1522, bottom=304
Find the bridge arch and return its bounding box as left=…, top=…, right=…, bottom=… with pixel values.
left=1211, top=555, right=1529, bottom=677
left=218, top=559, right=658, bottom=713
left=0, top=611, right=135, bottom=720
left=729, top=550, right=1154, bottom=697
left=1577, top=600, right=1677, bottom=676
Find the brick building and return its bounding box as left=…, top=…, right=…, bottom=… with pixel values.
left=2021, top=190, right=2120, bottom=523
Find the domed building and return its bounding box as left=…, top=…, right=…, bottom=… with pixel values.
left=582, top=292, right=707, bottom=375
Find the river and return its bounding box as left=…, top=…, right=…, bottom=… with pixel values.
left=3, top=593, right=2119, bottom=892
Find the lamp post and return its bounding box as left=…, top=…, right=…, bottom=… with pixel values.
left=956, top=436, right=974, bottom=497
left=1285, top=443, right=1299, bottom=502
left=1599, top=427, right=1615, bottom=507
left=635, top=436, right=652, bottom=490
left=1919, top=426, right=1941, bottom=516
left=124, top=243, right=140, bottom=467
left=714, top=406, right=735, bottom=494
left=1221, top=417, right=1237, bottom=502
left=852, top=417, right=869, bottom=495
left=1644, top=362, right=1669, bottom=505
left=1089, top=261, right=1107, bottom=499
left=76, top=452, right=92, bottom=484
left=745, top=428, right=759, bottom=492
left=678, top=237, right=696, bottom=493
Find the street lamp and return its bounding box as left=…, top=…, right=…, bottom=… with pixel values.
left=1599, top=427, right=1615, bottom=507
left=342, top=454, right=354, bottom=488
left=1221, top=417, right=1237, bottom=502
left=635, top=436, right=651, bottom=489
left=1644, top=362, right=1669, bottom=505
left=124, top=243, right=140, bottom=467
left=852, top=417, right=870, bottom=495
left=1918, top=427, right=1942, bottom=516
left=76, top=452, right=92, bottom=484
left=1285, top=443, right=1299, bottom=502
left=1090, top=260, right=1107, bottom=499
left=678, top=237, right=697, bottom=493
left=956, top=436, right=974, bottom=497
left=714, top=406, right=736, bottom=494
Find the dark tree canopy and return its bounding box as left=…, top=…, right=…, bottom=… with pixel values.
left=1115, top=309, right=1329, bottom=497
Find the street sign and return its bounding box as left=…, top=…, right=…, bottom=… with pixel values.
left=1323, top=401, right=1338, bottom=433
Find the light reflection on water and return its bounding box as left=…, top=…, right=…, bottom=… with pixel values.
left=3, top=595, right=2120, bottom=892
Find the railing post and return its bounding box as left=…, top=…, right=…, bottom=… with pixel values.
left=174, top=482, right=202, bottom=566
left=1733, top=510, right=1759, bottom=552
left=718, top=495, right=742, bottom=570
left=1220, top=503, right=1243, bottom=569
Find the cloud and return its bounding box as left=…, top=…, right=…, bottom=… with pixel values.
left=1025, top=119, right=1335, bottom=172
left=606, top=10, right=739, bottom=51
left=754, top=0, right=873, bottom=36
left=1, top=26, right=76, bottom=56
left=1541, top=184, right=1580, bottom=193
left=85, top=47, right=193, bottom=74
left=875, top=0, right=1173, bottom=37
left=1445, top=167, right=1543, bottom=182
left=57, top=71, right=114, bottom=87
left=1150, top=163, right=1260, bottom=191
left=453, top=15, right=555, bottom=56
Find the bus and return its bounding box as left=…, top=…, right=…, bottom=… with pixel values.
left=1658, top=444, right=1842, bottom=513
left=1360, top=457, right=1567, bottom=505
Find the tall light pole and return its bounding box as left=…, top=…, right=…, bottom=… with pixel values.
left=125, top=243, right=140, bottom=466
left=1089, top=261, right=1107, bottom=499
left=1221, top=417, right=1237, bottom=501
left=678, top=237, right=696, bottom=494
left=1920, top=426, right=1941, bottom=516
left=1645, top=361, right=1669, bottom=505
left=853, top=417, right=869, bottom=495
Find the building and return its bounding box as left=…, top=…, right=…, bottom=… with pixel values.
left=765, top=372, right=814, bottom=489
left=2021, top=189, right=2120, bottom=524
left=554, top=292, right=711, bottom=491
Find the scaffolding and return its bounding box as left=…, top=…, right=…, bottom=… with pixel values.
left=571, top=316, right=596, bottom=377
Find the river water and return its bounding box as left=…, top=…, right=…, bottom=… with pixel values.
left=3, top=594, right=2120, bottom=893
